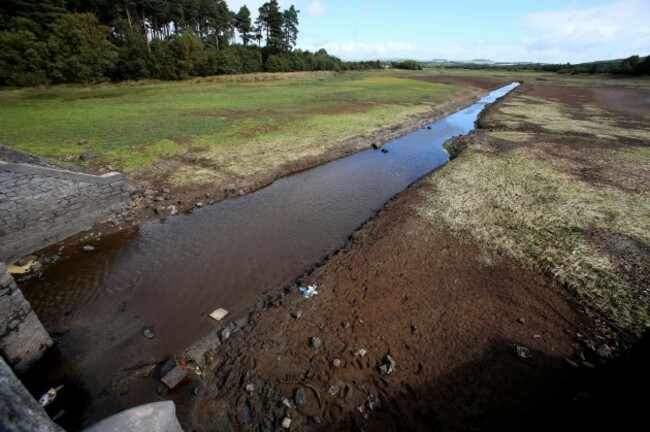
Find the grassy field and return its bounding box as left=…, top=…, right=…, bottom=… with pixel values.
left=0, top=71, right=466, bottom=186
left=417, top=73, right=650, bottom=333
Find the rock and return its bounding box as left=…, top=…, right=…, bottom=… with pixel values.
left=378, top=355, right=395, bottom=375
left=245, top=383, right=254, bottom=392
left=381, top=148, right=389, bottom=153
left=157, top=384, right=167, bottom=396
left=142, top=325, right=155, bottom=339
left=310, top=337, right=322, bottom=349
left=281, top=417, right=291, bottom=429
left=83, top=401, right=182, bottom=432
left=328, top=385, right=339, bottom=396
left=83, top=245, right=96, bottom=252
left=514, top=345, right=531, bottom=359
left=311, top=416, right=322, bottom=424
left=290, top=310, right=302, bottom=319
left=192, top=387, right=199, bottom=396
left=354, top=348, right=367, bottom=358
left=161, top=358, right=187, bottom=389
left=332, top=358, right=342, bottom=368
left=282, top=398, right=294, bottom=409
left=154, top=207, right=163, bottom=215
left=155, top=196, right=165, bottom=202
left=517, top=317, right=525, bottom=324
left=582, top=361, right=595, bottom=368
left=341, top=321, right=350, bottom=329
left=79, top=153, right=94, bottom=161
left=196, top=202, right=204, bottom=208
left=596, top=344, right=612, bottom=358
left=564, top=358, right=579, bottom=368
left=162, top=188, right=171, bottom=194
left=78, top=139, right=88, bottom=145
left=294, top=387, right=307, bottom=406
left=169, top=205, right=178, bottom=216
left=426, top=126, right=432, bottom=130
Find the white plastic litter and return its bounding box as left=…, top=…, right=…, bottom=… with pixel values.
left=298, top=285, right=318, bottom=298
left=209, top=308, right=229, bottom=321
left=38, top=385, right=64, bottom=407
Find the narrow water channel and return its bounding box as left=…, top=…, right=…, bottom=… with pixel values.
left=19, top=82, right=518, bottom=429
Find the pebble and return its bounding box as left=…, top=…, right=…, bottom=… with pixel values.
left=341, top=321, right=350, bottom=329
left=564, top=358, right=579, bottom=368
left=281, top=417, right=291, bottom=429
left=379, top=355, right=396, bottom=374
left=311, top=416, right=321, bottom=424
left=196, top=202, right=204, bottom=207
left=245, top=384, right=254, bottom=392
left=328, top=385, right=339, bottom=396
left=142, top=325, right=155, bottom=339
left=354, top=348, right=367, bottom=357
left=83, top=245, right=95, bottom=252
left=514, top=345, right=531, bottom=359
left=294, top=387, right=307, bottom=406
left=332, top=358, right=342, bottom=368
left=517, top=317, right=525, bottom=324
left=310, top=337, right=322, bottom=349
left=290, top=310, right=302, bottom=319
left=381, top=148, right=389, bottom=153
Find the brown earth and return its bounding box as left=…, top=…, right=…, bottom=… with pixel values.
left=410, top=74, right=514, bottom=91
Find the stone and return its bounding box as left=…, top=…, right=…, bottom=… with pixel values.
left=82, top=245, right=95, bottom=252
left=290, top=310, right=302, bottom=319
left=311, top=416, right=322, bottom=424
left=83, top=401, right=183, bottom=432
left=341, top=321, right=350, bottom=329
left=378, top=355, right=395, bottom=374
left=78, top=139, right=88, bottom=145
left=245, top=384, right=254, bottom=392
left=154, top=197, right=165, bottom=202
left=564, top=358, right=579, bottom=368
left=332, top=358, right=342, bottom=368
left=281, top=417, right=291, bottom=429
left=426, top=126, right=432, bottom=130
left=596, top=344, right=612, bottom=358
left=169, top=205, right=178, bottom=216
left=196, top=202, right=204, bottom=208
left=514, top=345, right=531, bottom=359
left=310, top=337, right=322, bottom=349
left=354, top=348, right=367, bottom=358
left=517, top=317, right=525, bottom=324
left=294, top=387, right=307, bottom=406
left=381, top=148, right=389, bottom=153
left=79, top=153, right=94, bottom=161
left=328, top=385, right=339, bottom=396
left=142, top=326, right=155, bottom=339
left=162, top=188, right=171, bottom=194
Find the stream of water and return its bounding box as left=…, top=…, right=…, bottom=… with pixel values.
left=19, top=82, right=518, bottom=428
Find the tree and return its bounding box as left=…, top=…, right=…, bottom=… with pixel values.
left=0, top=29, right=49, bottom=86
left=234, top=5, right=252, bottom=45
left=47, top=13, right=117, bottom=83
left=282, top=5, right=298, bottom=50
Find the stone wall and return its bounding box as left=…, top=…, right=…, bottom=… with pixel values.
left=0, top=262, right=52, bottom=373
left=0, top=161, right=131, bottom=262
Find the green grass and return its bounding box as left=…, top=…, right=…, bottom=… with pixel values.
left=0, top=71, right=466, bottom=183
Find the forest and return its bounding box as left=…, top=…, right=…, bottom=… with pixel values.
left=0, top=0, right=381, bottom=86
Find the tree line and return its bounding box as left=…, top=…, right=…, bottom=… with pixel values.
left=0, top=0, right=380, bottom=86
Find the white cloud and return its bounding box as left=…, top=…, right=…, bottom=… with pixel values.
left=306, top=0, right=327, bottom=17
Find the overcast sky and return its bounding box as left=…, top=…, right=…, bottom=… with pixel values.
left=228, top=0, right=650, bottom=63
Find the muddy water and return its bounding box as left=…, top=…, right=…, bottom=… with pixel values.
left=19, top=83, right=518, bottom=428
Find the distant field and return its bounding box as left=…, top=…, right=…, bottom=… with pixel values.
left=0, top=71, right=466, bottom=186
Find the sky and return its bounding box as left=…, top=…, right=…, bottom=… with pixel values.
left=227, top=0, right=650, bottom=63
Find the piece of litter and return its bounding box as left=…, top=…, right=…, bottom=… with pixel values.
left=298, top=285, right=318, bottom=298
left=161, top=357, right=188, bottom=389
left=209, top=308, right=229, bottom=321
left=39, top=385, right=64, bottom=407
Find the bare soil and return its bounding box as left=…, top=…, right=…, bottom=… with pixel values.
left=410, top=75, right=514, bottom=91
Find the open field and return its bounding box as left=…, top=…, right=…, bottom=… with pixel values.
left=0, top=71, right=475, bottom=189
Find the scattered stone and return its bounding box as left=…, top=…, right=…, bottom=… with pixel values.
left=169, top=205, right=178, bottom=216
left=328, top=385, right=339, bottom=396
left=83, top=245, right=95, bottom=252
left=154, top=196, right=165, bottom=202
left=381, top=148, right=389, bottom=153
left=533, top=334, right=542, bottom=339
left=378, top=355, right=395, bottom=375
left=154, top=206, right=163, bottom=215
left=311, top=416, right=321, bottom=424
left=515, top=345, right=531, bottom=359
left=517, top=317, right=525, bottom=324
left=79, top=153, right=94, bottom=161
left=343, top=384, right=353, bottom=400
left=356, top=405, right=364, bottom=413
left=341, top=321, right=350, bottom=329
left=582, top=361, right=595, bottom=368
left=426, top=126, right=432, bottom=130
left=290, top=310, right=302, bottom=319
left=157, top=384, right=167, bottom=396
left=565, top=358, right=579, bottom=368
left=162, top=188, right=171, bottom=194
left=142, top=325, right=155, bottom=339
left=78, top=139, right=88, bottom=145
left=294, top=387, right=307, bottom=406
left=192, top=387, right=199, bottom=396
left=196, top=202, right=204, bottom=208
left=596, top=344, right=612, bottom=358
left=245, top=384, right=254, bottom=393
left=282, top=398, right=294, bottom=409
left=281, top=417, right=291, bottom=429
left=310, top=337, right=322, bottom=349
left=354, top=348, right=367, bottom=357
left=332, top=358, right=342, bottom=368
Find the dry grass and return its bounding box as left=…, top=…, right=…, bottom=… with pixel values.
left=416, top=75, right=650, bottom=333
